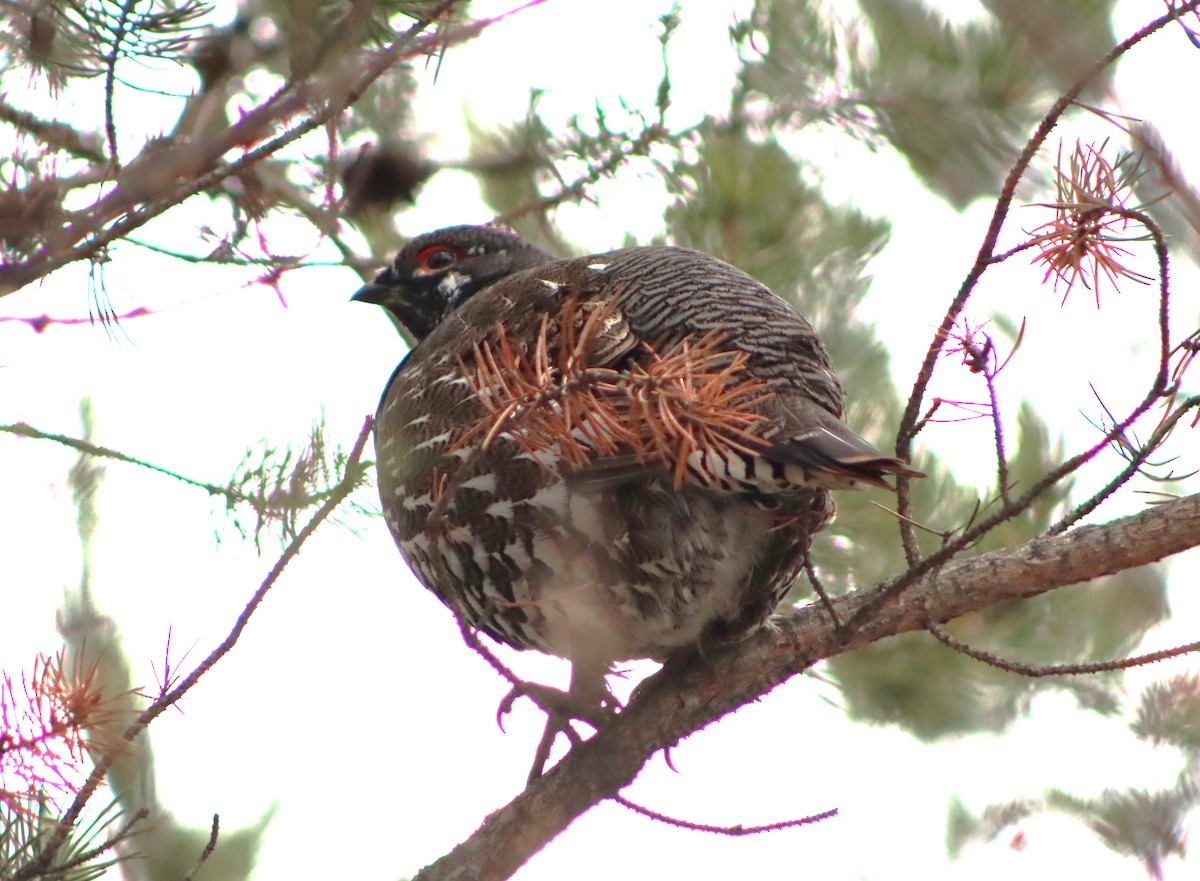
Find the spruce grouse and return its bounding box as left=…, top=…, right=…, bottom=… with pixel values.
left=355, top=224, right=920, bottom=771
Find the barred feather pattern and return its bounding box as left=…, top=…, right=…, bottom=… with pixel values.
left=361, top=226, right=918, bottom=691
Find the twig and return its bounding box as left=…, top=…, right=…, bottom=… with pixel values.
left=983, top=360, right=1011, bottom=507
left=16, top=416, right=374, bottom=878
left=926, top=620, right=1200, bottom=677
left=892, top=0, right=1200, bottom=559
left=103, top=0, right=141, bottom=167
left=492, top=122, right=686, bottom=226
left=125, top=237, right=334, bottom=267
left=181, top=814, right=220, bottom=881
left=803, top=556, right=841, bottom=634
left=1048, top=396, right=1200, bottom=534
left=0, top=0, right=545, bottom=297
left=0, top=421, right=346, bottom=513
left=613, top=794, right=837, bottom=835
left=0, top=102, right=107, bottom=164
left=844, top=376, right=1179, bottom=636
left=26, top=807, right=150, bottom=878
left=871, top=12, right=1194, bottom=632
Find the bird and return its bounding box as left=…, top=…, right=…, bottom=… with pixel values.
left=354, top=224, right=921, bottom=776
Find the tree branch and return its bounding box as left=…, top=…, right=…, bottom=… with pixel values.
left=415, top=491, right=1200, bottom=881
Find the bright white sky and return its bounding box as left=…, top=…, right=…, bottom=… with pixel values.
left=2, top=1, right=1199, bottom=879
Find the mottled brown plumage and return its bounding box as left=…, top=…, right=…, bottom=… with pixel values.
left=355, top=225, right=920, bottom=772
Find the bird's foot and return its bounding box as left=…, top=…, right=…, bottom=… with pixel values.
left=496, top=680, right=620, bottom=783
left=496, top=681, right=616, bottom=730
left=627, top=650, right=695, bottom=705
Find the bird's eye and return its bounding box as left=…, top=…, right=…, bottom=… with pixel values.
left=415, top=246, right=458, bottom=272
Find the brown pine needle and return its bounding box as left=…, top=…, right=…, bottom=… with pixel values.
left=452, top=297, right=773, bottom=487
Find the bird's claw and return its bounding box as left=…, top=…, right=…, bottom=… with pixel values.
left=496, top=681, right=615, bottom=732
left=493, top=680, right=620, bottom=782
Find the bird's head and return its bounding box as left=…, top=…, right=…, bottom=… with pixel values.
left=352, top=225, right=553, bottom=340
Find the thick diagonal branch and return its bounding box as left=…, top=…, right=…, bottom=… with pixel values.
left=415, top=491, right=1200, bottom=881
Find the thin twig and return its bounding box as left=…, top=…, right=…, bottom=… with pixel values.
left=613, top=794, right=837, bottom=835
left=125, top=237, right=335, bottom=267
left=492, top=122, right=688, bottom=226
left=892, top=0, right=1200, bottom=559
left=31, top=807, right=150, bottom=877
left=926, top=620, right=1200, bottom=677
left=0, top=422, right=347, bottom=512
left=803, top=555, right=842, bottom=634
left=844, top=377, right=1184, bottom=636
left=1049, top=396, right=1200, bottom=535
left=16, top=417, right=373, bottom=879
left=181, top=814, right=220, bottom=881
left=103, top=0, right=141, bottom=167
left=0, top=101, right=107, bottom=163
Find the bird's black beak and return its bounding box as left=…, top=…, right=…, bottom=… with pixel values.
left=351, top=281, right=390, bottom=305
left=352, top=266, right=402, bottom=305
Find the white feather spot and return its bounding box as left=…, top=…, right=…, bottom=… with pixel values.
left=409, top=429, right=453, bottom=452
left=485, top=498, right=514, bottom=519
left=437, top=271, right=465, bottom=295
left=399, top=491, right=433, bottom=509
left=460, top=473, right=496, bottom=492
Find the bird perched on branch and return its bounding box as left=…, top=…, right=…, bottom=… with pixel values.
left=355, top=224, right=921, bottom=777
